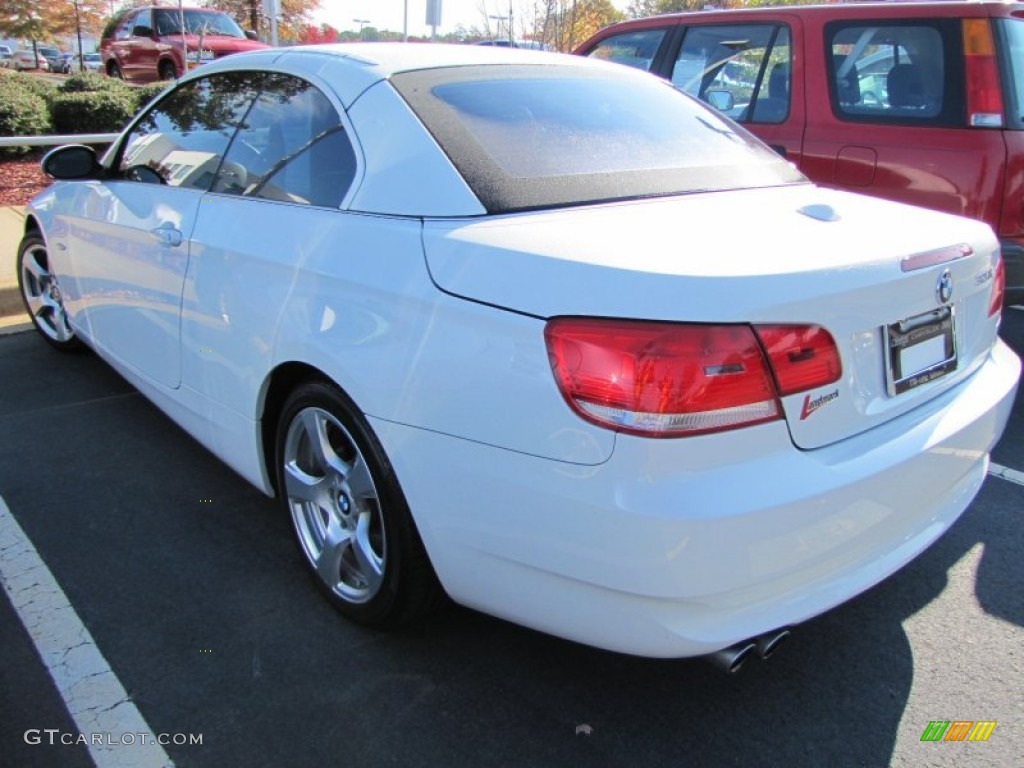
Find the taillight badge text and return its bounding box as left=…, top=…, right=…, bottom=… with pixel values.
left=800, top=389, right=839, bottom=420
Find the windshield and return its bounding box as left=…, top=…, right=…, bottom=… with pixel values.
left=392, top=65, right=803, bottom=213
left=154, top=9, right=245, bottom=38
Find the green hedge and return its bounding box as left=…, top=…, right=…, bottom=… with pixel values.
left=59, top=72, right=124, bottom=94
left=0, top=76, right=53, bottom=157
left=134, top=81, right=172, bottom=111
left=0, top=70, right=173, bottom=147
left=50, top=90, right=139, bottom=134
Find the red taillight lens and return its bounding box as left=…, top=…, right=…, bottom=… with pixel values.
left=545, top=318, right=840, bottom=437
left=755, top=325, right=843, bottom=396
left=989, top=256, right=1005, bottom=317
left=963, top=19, right=1004, bottom=127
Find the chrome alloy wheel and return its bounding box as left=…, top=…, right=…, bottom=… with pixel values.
left=282, top=406, right=386, bottom=604
left=19, top=237, right=75, bottom=344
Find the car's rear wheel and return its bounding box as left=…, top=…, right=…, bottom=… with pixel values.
left=276, top=380, right=442, bottom=627
left=17, top=233, right=82, bottom=351
left=158, top=60, right=176, bottom=81
left=107, top=61, right=122, bottom=79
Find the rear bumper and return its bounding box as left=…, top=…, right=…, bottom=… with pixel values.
left=373, top=339, right=1019, bottom=658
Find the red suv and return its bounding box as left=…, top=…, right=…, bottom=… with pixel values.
left=100, top=5, right=268, bottom=83
left=577, top=2, right=1024, bottom=304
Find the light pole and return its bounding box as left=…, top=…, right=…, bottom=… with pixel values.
left=353, top=18, right=371, bottom=39
left=488, top=15, right=508, bottom=43
left=489, top=2, right=514, bottom=45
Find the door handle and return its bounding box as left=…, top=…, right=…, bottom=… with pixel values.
left=769, top=144, right=788, bottom=158
left=151, top=224, right=182, bottom=247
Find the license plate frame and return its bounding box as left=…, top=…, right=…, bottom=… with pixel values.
left=883, top=307, right=957, bottom=396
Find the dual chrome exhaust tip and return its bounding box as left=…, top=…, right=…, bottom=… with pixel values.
left=706, top=628, right=791, bottom=674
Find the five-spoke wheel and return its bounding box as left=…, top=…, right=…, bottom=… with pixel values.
left=276, top=380, right=441, bottom=626
left=17, top=233, right=81, bottom=351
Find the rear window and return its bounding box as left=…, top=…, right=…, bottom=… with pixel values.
left=825, top=20, right=964, bottom=126
left=391, top=65, right=803, bottom=213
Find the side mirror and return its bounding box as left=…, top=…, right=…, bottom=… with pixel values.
left=41, top=145, right=101, bottom=181
left=245, top=30, right=259, bottom=41
left=704, top=89, right=735, bottom=112
left=133, top=24, right=153, bottom=38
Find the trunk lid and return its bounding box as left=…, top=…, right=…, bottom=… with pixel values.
left=422, top=185, right=1003, bottom=449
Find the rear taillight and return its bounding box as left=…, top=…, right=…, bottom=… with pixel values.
left=989, top=256, right=1005, bottom=317
left=544, top=318, right=842, bottom=437
left=754, top=325, right=843, bottom=396
left=963, top=19, right=1004, bottom=127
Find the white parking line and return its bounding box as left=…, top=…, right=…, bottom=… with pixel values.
left=988, top=462, right=1024, bottom=487
left=0, top=497, right=173, bottom=768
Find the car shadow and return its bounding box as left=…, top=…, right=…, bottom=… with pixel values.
left=372, top=473, right=1016, bottom=767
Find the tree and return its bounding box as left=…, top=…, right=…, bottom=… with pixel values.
left=0, top=0, right=71, bottom=44
left=299, top=22, right=337, bottom=44
left=209, top=0, right=320, bottom=43
left=531, top=0, right=623, bottom=52
left=625, top=0, right=658, bottom=18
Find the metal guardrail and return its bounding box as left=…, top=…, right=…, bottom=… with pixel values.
left=0, top=133, right=119, bottom=148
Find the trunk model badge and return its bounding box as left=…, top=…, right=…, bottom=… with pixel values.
left=936, top=269, right=954, bottom=305
left=800, top=389, right=839, bottom=420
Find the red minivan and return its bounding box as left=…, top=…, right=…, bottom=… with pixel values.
left=576, top=2, right=1024, bottom=304
left=100, top=5, right=268, bottom=83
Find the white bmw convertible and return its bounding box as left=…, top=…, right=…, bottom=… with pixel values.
left=17, top=44, right=1019, bottom=671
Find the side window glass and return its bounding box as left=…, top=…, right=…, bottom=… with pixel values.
left=115, top=12, right=136, bottom=41
left=213, top=74, right=356, bottom=208
left=118, top=73, right=262, bottom=190
left=749, top=27, right=790, bottom=124
left=132, top=9, right=152, bottom=36
left=585, top=29, right=667, bottom=72
left=672, top=24, right=787, bottom=123
left=828, top=24, right=946, bottom=121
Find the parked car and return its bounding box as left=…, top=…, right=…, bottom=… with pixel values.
left=473, top=39, right=547, bottom=49
left=80, top=52, right=102, bottom=73
left=37, top=44, right=63, bottom=73
left=576, top=1, right=1024, bottom=304
left=0, top=45, right=12, bottom=69
left=100, top=5, right=268, bottom=82
left=55, top=52, right=75, bottom=74
left=13, top=48, right=49, bottom=71
left=19, top=44, right=1018, bottom=668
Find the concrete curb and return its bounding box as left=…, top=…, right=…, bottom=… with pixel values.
left=1, top=206, right=27, bottom=322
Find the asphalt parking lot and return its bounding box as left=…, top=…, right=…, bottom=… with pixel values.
left=1, top=310, right=1022, bottom=768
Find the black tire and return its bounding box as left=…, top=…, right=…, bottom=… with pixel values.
left=275, top=379, right=443, bottom=627
left=107, top=61, right=122, bottom=79
left=158, top=60, right=176, bottom=81
left=16, top=232, right=83, bottom=352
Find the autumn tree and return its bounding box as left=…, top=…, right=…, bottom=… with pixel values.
left=299, top=22, right=337, bottom=44
left=531, top=0, right=622, bottom=52
left=0, top=0, right=73, bottom=44
left=210, top=0, right=321, bottom=43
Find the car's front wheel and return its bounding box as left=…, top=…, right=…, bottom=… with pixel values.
left=107, top=61, right=122, bottom=79
left=158, top=60, right=176, bottom=81
left=17, top=233, right=82, bottom=351
left=275, top=380, right=442, bottom=627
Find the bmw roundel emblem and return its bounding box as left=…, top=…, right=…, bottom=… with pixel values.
left=937, top=269, right=954, bottom=305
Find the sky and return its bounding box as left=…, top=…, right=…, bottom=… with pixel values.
left=313, top=0, right=631, bottom=38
